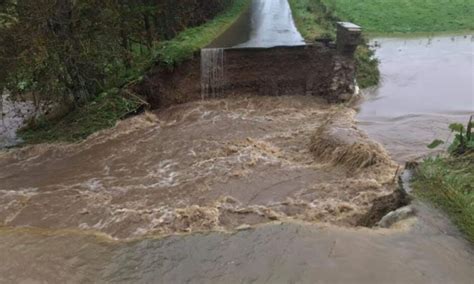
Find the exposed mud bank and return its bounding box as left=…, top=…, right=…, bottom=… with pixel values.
left=136, top=44, right=357, bottom=108
left=0, top=96, right=402, bottom=239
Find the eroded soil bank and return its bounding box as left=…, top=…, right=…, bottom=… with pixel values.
left=0, top=96, right=398, bottom=239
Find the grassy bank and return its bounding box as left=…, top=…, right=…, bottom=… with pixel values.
left=413, top=154, right=474, bottom=243
left=413, top=118, right=474, bottom=243
left=289, top=0, right=473, bottom=87
left=19, top=91, right=143, bottom=143
left=321, top=0, right=474, bottom=34
left=18, top=0, right=250, bottom=144
left=288, top=0, right=380, bottom=88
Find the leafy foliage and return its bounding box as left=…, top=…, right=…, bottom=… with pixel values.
left=5, top=0, right=249, bottom=144
left=429, top=116, right=474, bottom=155
left=0, top=0, right=236, bottom=105
left=417, top=116, right=474, bottom=242
left=427, top=139, right=444, bottom=149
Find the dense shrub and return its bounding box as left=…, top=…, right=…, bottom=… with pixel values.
left=0, top=0, right=233, bottom=104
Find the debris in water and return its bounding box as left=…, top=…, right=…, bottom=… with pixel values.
left=377, top=206, right=415, bottom=228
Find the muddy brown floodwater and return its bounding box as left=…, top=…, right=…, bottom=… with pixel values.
left=1, top=35, right=474, bottom=283
left=0, top=96, right=398, bottom=239
left=358, top=35, right=474, bottom=163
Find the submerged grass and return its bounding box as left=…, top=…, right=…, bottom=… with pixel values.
left=18, top=0, right=250, bottom=144
left=412, top=154, right=474, bottom=243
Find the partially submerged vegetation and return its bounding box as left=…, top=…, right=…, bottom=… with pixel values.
left=0, top=0, right=250, bottom=144
left=413, top=155, right=474, bottom=243
left=413, top=117, right=474, bottom=243
left=18, top=91, right=143, bottom=143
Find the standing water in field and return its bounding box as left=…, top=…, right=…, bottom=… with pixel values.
left=201, top=48, right=225, bottom=99
left=358, top=35, right=474, bottom=163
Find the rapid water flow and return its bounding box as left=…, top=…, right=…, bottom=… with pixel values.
left=201, top=48, right=225, bottom=99
left=1, top=30, right=474, bottom=284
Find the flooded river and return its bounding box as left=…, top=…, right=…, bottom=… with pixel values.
left=1, top=35, right=473, bottom=282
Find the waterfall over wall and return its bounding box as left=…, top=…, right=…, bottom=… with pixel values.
left=201, top=48, right=225, bottom=99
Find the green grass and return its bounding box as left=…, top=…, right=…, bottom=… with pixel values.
left=412, top=154, right=474, bottom=243
left=154, top=0, right=250, bottom=67
left=321, top=0, right=474, bottom=34
left=289, top=0, right=473, bottom=87
left=18, top=0, right=250, bottom=144
left=354, top=45, right=380, bottom=89
left=289, top=0, right=380, bottom=88
left=289, top=0, right=329, bottom=39
left=123, top=0, right=251, bottom=80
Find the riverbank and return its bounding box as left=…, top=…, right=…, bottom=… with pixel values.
left=12, top=0, right=251, bottom=145
left=356, top=35, right=474, bottom=242
left=413, top=154, right=474, bottom=243
left=289, top=0, right=474, bottom=88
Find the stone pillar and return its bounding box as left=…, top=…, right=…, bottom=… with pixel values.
left=336, top=22, right=362, bottom=56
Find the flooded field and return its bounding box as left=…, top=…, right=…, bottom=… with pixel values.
left=358, top=35, right=474, bottom=163
left=0, top=34, right=473, bottom=283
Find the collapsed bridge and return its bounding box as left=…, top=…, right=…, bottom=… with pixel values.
left=201, top=23, right=362, bottom=102
left=138, top=0, right=362, bottom=107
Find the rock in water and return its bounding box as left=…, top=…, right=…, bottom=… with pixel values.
left=377, top=206, right=415, bottom=228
